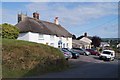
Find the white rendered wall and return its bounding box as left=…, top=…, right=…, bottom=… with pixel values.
left=17, top=32, right=29, bottom=41
left=17, top=32, right=72, bottom=49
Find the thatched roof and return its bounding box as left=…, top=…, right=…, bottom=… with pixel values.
left=15, top=17, right=72, bottom=37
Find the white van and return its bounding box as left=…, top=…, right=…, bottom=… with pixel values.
left=99, top=50, right=115, bottom=61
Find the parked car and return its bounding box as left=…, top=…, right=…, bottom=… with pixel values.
left=62, top=48, right=80, bottom=59
left=61, top=48, right=73, bottom=59
left=59, top=49, right=70, bottom=60
left=72, top=48, right=90, bottom=56
left=99, top=50, right=115, bottom=61
left=60, top=48, right=73, bottom=59
left=86, top=49, right=100, bottom=56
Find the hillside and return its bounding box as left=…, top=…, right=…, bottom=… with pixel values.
left=2, top=39, right=69, bottom=78
left=101, top=38, right=119, bottom=42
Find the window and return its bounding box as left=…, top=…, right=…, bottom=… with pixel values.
left=58, top=40, right=62, bottom=48
left=39, top=34, right=44, bottom=40
left=50, top=35, right=54, bottom=40
left=66, top=43, right=69, bottom=48
left=63, top=43, right=65, bottom=48
left=50, top=43, right=54, bottom=47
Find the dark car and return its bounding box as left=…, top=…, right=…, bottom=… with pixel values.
left=72, top=48, right=90, bottom=56
left=62, top=48, right=80, bottom=59
left=86, top=49, right=100, bottom=56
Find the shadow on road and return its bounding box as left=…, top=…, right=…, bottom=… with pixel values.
left=92, top=56, right=100, bottom=60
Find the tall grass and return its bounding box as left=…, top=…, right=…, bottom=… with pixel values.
left=2, top=39, right=69, bottom=78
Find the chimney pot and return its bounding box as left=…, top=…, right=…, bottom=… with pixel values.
left=33, top=12, right=39, bottom=19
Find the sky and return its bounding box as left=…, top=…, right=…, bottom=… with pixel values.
left=1, top=1, right=119, bottom=38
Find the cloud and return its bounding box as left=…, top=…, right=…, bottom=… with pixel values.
left=2, top=2, right=118, bottom=38
left=38, top=0, right=119, bottom=2
left=7, top=0, right=119, bottom=2
left=87, top=21, right=118, bottom=38
left=25, top=2, right=118, bottom=26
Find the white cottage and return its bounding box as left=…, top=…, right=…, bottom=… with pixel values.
left=72, top=33, right=92, bottom=49
left=16, top=12, right=72, bottom=49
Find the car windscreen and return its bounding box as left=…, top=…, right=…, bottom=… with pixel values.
left=103, top=51, right=111, bottom=54
left=62, top=49, right=69, bottom=52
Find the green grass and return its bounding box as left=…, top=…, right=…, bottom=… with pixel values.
left=2, top=39, right=69, bottom=78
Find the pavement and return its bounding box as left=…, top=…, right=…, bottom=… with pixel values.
left=29, top=55, right=119, bottom=78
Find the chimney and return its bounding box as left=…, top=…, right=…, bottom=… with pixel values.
left=54, top=17, right=59, bottom=25
left=33, top=12, right=39, bottom=19
left=18, top=13, right=27, bottom=23
left=84, top=32, right=87, bottom=37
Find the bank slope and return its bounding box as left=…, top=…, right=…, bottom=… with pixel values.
left=2, top=39, right=69, bottom=78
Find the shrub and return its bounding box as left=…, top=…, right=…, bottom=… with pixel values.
left=1, top=23, right=19, bottom=39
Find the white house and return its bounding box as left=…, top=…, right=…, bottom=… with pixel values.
left=16, top=12, right=72, bottom=49
left=72, top=33, right=92, bottom=49
left=79, top=37, right=92, bottom=49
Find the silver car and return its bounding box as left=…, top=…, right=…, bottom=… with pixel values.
left=59, top=48, right=71, bottom=60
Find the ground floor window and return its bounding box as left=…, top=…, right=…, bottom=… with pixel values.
left=63, top=43, right=65, bottom=48
left=50, top=43, right=54, bottom=47
left=66, top=43, right=68, bottom=48
left=58, top=40, right=62, bottom=48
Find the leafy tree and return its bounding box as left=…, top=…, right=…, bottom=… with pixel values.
left=1, top=23, right=19, bottom=39
left=72, top=34, right=77, bottom=40
left=91, top=36, right=101, bottom=48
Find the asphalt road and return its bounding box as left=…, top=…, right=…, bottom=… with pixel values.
left=32, top=55, right=119, bottom=78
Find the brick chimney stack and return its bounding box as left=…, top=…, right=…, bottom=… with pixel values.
left=18, top=13, right=27, bottom=23
left=54, top=17, right=59, bottom=25
left=33, top=12, right=39, bottom=19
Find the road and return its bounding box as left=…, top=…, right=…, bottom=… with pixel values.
left=32, top=55, right=119, bottom=78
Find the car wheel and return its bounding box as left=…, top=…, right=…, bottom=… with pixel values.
left=111, top=58, right=114, bottom=61
left=75, top=57, right=77, bottom=59
left=66, top=58, right=68, bottom=60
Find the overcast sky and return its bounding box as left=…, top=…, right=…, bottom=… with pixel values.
left=1, top=2, right=118, bottom=38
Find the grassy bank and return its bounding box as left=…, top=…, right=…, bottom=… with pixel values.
left=2, top=39, right=69, bottom=78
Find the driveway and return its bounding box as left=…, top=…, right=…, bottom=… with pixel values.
left=31, top=55, right=119, bottom=78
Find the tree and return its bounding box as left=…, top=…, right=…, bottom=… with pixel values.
left=91, top=36, right=101, bottom=48
left=2, top=23, right=19, bottom=39
left=72, top=34, right=77, bottom=40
